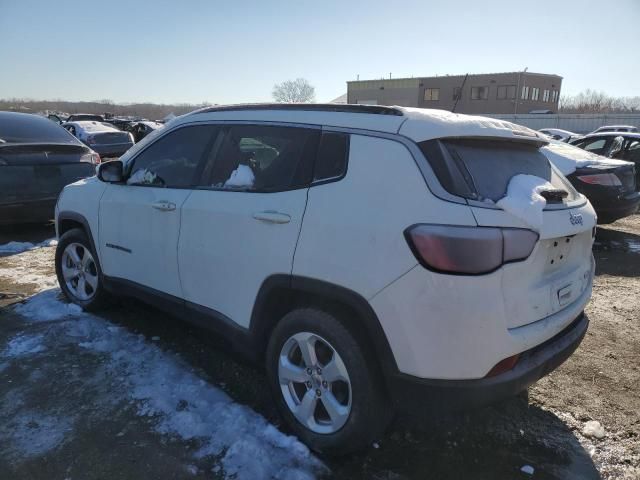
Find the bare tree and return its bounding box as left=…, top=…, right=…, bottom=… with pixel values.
left=272, top=78, right=315, bottom=103
left=560, top=89, right=640, bottom=113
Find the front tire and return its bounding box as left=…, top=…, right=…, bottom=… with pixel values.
left=266, top=308, right=391, bottom=455
left=55, top=228, right=110, bottom=311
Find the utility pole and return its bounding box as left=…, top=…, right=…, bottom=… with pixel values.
left=515, top=67, right=528, bottom=115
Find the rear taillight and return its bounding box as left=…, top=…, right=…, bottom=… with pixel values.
left=576, top=173, right=622, bottom=186
left=404, top=224, right=539, bottom=275
left=80, top=153, right=101, bottom=165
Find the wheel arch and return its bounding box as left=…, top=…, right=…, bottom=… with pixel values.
left=57, top=211, right=101, bottom=269
left=249, top=275, right=399, bottom=385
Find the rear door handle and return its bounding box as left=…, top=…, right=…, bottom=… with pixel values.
left=252, top=211, right=291, bottom=224
left=151, top=201, right=176, bottom=212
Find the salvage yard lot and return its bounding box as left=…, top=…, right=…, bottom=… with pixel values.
left=0, top=217, right=639, bottom=479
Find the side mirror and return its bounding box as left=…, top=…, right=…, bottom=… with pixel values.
left=97, top=160, right=124, bottom=183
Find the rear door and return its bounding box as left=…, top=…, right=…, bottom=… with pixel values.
left=98, top=124, right=219, bottom=298
left=178, top=123, right=320, bottom=327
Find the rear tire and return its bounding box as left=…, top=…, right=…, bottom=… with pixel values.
left=55, top=228, right=111, bottom=311
left=266, top=308, right=391, bottom=455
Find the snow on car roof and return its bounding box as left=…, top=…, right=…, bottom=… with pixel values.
left=542, top=141, right=633, bottom=175
left=397, top=107, right=546, bottom=144
left=184, top=103, right=547, bottom=144
left=65, top=121, right=120, bottom=133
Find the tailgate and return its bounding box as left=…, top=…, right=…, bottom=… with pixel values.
left=472, top=201, right=596, bottom=329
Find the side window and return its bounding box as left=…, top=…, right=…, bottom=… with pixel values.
left=206, top=125, right=320, bottom=192
left=314, top=132, right=349, bottom=182
left=127, top=125, right=218, bottom=188
left=582, top=138, right=608, bottom=155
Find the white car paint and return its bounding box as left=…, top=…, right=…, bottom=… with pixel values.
left=538, top=128, right=578, bottom=142
left=56, top=105, right=596, bottom=384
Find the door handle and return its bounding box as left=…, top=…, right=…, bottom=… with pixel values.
left=151, top=201, right=176, bottom=212
left=252, top=211, right=291, bottom=224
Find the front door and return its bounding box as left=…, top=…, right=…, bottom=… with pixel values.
left=178, top=124, right=321, bottom=327
left=98, top=124, right=219, bottom=298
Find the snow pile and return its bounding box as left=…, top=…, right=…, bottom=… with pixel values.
left=0, top=241, right=35, bottom=255
left=224, top=165, right=255, bottom=189
left=542, top=142, right=632, bottom=176
left=0, top=238, right=57, bottom=255
left=583, top=420, right=606, bottom=439
left=520, top=465, right=535, bottom=475
left=10, top=289, right=326, bottom=478
left=496, top=175, right=555, bottom=231
left=2, top=333, right=45, bottom=357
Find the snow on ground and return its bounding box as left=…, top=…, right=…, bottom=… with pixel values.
left=0, top=239, right=57, bottom=255
left=0, top=243, right=58, bottom=292
left=1, top=248, right=325, bottom=479
left=496, top=174, right=555, bottom=231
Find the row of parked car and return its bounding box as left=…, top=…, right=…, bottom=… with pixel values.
left=47, top=112, right=164, bottom=158
left=0, top=110, right=638, bottom=227
left=538, top=125, right=640, bottom=223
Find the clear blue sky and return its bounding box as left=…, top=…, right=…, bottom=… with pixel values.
left=1, top=0, right=638, bottom=104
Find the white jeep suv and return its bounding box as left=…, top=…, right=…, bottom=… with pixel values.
left=55, top=104, right=596, bottom=454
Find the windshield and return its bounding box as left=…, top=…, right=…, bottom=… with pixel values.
left=419, top=138, right=579, bottom=203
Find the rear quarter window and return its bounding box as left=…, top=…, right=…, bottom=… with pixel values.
left=314, top=132, right=349, bottom=182
left=418, top=138, right=578, bottom=203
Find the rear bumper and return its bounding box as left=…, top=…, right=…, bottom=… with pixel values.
left=0, top=198, right=56, bottom=225
left=592, top=191, right=640, bottom=223
left=89, top=143, right=133, bottom=158
left=390, top=312, right=588, bottom=413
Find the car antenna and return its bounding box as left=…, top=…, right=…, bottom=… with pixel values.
left=451, top=73, right=468, bottom=113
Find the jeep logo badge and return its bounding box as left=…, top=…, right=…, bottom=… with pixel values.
left=569, top=212, right=583, bottom=226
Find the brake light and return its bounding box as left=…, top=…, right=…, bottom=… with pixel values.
left=80, top=153, right=101, bottom=165
left=576, top=173, right=622, bottom=186
left=404, top=225, right=539, bottom=275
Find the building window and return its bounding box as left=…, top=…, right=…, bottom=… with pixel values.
left=471, top=86, right=489, bottom=100
left=497, top=85, right=516, bottom=99
left=453, top=87, right=462, bottom=101
left=543, top=89, right=550, bottom=102
left=424, top=88, right=439, bottom=101
left=551, top=90, right=559, bottom=102
left=521, top=86, right=530, bottom=100
left=531, top=87, right=540, bottom=101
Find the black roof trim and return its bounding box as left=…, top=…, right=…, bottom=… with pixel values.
left=190, top=103, right=404, bottom=116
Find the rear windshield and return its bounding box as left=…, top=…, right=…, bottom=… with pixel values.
left=418, top=139, right=578, bottom=203
left=0, top=114, right=77, bottom=144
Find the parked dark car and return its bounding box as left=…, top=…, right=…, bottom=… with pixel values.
left=570, top=132, right=640, bottom=187
left=62, top=120, right=134, bottom=159
left=544, top=142, right=639, bottom=224
left=0, top=112, right=99, bottom=224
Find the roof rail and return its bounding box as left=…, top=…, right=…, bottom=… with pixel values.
left=190, top=103, right=404, bottom=116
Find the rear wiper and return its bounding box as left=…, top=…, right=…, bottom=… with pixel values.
left=540, top=189, right=568, bottom=202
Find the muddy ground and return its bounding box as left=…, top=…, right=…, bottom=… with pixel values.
left=0, top=216, right=638, bottom=479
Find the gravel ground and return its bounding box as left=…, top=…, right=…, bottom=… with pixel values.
left=0, top=216, right=638, bottom=479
